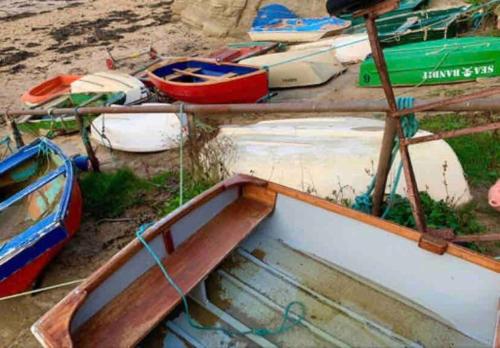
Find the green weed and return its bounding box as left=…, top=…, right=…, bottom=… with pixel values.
left=420, top=114, right=499, bottom=186
left=80, top=169, right=152, bottom=219
left=384, top=192, right=484, bottom=236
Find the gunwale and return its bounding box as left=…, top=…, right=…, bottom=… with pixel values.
left=147, top=58, right=268, bottom=88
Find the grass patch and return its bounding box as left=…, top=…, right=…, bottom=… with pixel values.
left=384, top=193, right=484, bottom=236
left=80, top=168, right=215, bottom=220
left=80, top=169, right=152, bottom=219
left=420, top=114, right=499, bottom=186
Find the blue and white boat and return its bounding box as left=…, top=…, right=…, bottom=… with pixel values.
left=0, top=138, right=82, bottom=297
left=249, top=4, right=351, bottom=42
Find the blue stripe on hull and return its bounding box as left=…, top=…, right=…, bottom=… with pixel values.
left=0, top=225, right=68, bottom=281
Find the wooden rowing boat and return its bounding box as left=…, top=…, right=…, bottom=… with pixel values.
left=90, top=103, right=187, bottom=153
left=240, top=49, right=345, bottom=88
left=360, top=36, right=500, bottom=87
left=17, top=92, right=126, bottom=137
left=32, top=175, right=499, bottom=347
left=207, top=42, right=279, bottom=63
left=248, top=4, right=351, bottom=43
left=0, top=138, right=82, bottom=297
left=21, top=75, right=81, bottom=107
left=147, top=59, right=269, bottom=104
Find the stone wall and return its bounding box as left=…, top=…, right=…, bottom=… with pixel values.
left=172, top=0, right=330, bottom=38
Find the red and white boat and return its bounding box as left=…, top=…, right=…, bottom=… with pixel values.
left=147, top=59, right=269, bottom=104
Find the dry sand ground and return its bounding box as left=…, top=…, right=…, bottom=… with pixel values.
left=0, top=0, right=496, bottom=346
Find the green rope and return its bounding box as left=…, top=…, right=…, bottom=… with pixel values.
left=352, top=97, right=419, bottom=216
left=135, top=225, right=306, bottom=337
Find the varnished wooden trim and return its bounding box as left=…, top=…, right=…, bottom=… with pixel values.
left=32, top=289, right=87, bottom=348
left=162, top=229, right=175, bottom=254
left=268, top=182, right=500, bottom=273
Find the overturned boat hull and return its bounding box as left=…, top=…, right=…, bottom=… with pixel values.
left=32, top=176, right=499, bottom=347
left=360, top=37, right=500, bottom=87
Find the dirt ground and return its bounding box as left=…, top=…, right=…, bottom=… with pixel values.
left=0, top=0, right=497, bottom=347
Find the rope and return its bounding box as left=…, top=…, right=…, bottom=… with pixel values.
left=352, top=97, right=418, bottom=216
left=0, top=279, right=84, bottom=301
left=135, top=224, right=306, bottom=337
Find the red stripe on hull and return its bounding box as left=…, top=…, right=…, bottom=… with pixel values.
left=148, top=71, right=269, bottom=104
left=0, top=181, right=82, bottom=297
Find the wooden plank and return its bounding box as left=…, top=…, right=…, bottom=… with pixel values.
left=172, top=68, right=237, bottom=81
left=74, top=197, right=273, bottom=347
left=163, top=67, right=201, bottom=81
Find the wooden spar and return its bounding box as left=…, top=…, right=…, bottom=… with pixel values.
left=364, top=9, right=400, bottom=218
left=75, top=114, right=100, bottom=172
left=3, top=113, right=25, bottom=149
left=2, top=97, right=500, bottom=117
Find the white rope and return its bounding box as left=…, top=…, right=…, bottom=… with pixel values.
left=0, top=279, right=84, bottom=302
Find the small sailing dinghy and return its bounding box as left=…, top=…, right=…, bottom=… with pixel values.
left=147, top=59, right=269, bottom=104
left=90, top=104, right=187, bottom=153
left=17, top=92, right=126, bottom=137
left=70, top=71, right=149, bottom=105
left=240, top=48, right=346, bottom=88
left=249, top=4, right=351, bottom=43
left=32, top=175, right=499, bottom=347
left=21, top=75, right=81, bottom=107
left=360, top=37, right=500, bottom=87
left=288, top=33, right=371, bottom=63
left=0, top=138, right=82, bottom=297
left=207, top=42, right=279, bottom=63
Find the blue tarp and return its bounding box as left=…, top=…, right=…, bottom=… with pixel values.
left=251, top=3, right=351, bottom=33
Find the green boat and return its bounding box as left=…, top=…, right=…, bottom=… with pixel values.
left=359, top=37, right=500, bottom=87
left=345, top=6, right=470, bottom=47
left=340, top=0, right=429, bottom=26
left=18, top=92, right=126, bottom=137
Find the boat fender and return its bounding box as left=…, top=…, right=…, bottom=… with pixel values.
left=72, top=155, right=90, bottom=172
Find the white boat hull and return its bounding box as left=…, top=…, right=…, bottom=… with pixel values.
left=90, top=104, right=186, bottom=153
left=248, top=30, right=331, bottom=43
left=214, top=117, right=472, bottom=205
left=240, top=49, right=345, bottom=88
left=289, top=33, right=372, bottom=63
left=71, top=72, right=149, bottom=105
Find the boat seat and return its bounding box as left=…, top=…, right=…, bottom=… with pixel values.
left=74, top=196, right=274, bottom=347
left=172, top=68, right=237, bottom=81
left=163, top=67, right=202, bottom=81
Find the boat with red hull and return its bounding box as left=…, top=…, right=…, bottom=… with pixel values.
left=0, top=138, right=82, bottom=297
left=147, top=59, right=269, bottom=104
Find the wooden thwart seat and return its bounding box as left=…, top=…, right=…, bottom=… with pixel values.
left=166, top=68, right=237, bottom=81
left=74, top=196, right=274, bottom=347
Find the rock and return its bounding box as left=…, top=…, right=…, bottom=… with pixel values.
left=173, top=0, right=330, bottom=37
